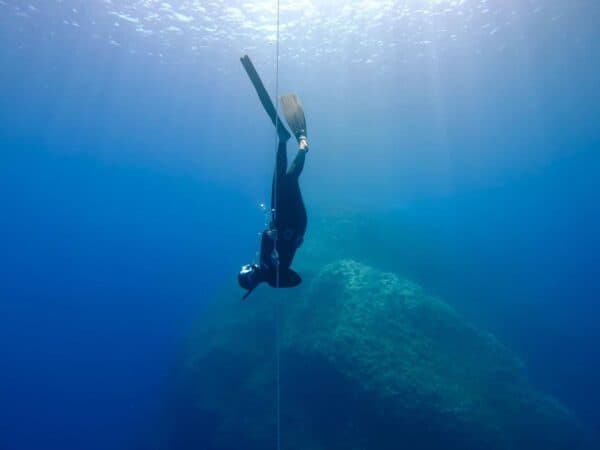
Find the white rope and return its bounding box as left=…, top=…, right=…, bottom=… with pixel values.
left=273, top=1, right=282, bottom=450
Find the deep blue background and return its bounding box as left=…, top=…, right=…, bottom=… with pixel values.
left=0, top=26, right=253, bottom=448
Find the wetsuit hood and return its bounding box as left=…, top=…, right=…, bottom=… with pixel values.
left=239, top=264, right=262, bottom=299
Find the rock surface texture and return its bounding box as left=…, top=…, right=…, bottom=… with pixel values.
left=166, top=259, right=584, bottom=450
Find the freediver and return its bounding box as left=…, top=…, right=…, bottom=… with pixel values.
left=237, top=55, right=309, bottom=300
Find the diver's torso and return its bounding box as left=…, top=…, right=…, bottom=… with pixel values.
left=259, top=226, right=303, bottom=273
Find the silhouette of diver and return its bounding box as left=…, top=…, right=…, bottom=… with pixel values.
left=238, top=55, right=309, bottom=299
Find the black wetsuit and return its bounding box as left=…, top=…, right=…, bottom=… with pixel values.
left=259, top=140, right=307, bottom=287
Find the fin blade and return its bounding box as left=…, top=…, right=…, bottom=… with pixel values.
left=280, top=94, right=307, bottom=141
left=240, top=55, right=291, bottom=142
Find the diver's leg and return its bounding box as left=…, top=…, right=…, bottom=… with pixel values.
left=271, top=140, right=288, bottom=211
left=287, top=139, right=308, bottom=179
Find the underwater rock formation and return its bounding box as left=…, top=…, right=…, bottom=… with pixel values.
left=166, top=259, right=584, bottom=450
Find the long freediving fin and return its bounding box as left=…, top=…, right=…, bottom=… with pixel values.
left=280, top=94, right=307, bottom=143
left=240, top=55, right=291, bottom=142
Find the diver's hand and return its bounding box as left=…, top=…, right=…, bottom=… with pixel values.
left=299, top=137, right=309, bottom=152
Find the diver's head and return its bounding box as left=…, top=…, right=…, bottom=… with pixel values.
left=238, top=263, right=262, bottom=294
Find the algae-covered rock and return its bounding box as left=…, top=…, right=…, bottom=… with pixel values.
left=165, top=259, right=584, bottom=450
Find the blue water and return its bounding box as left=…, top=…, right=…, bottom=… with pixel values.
left=0, top=1, right=598, bottom=449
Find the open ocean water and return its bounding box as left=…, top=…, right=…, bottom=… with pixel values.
left=0, top=1, right=598, bottom=449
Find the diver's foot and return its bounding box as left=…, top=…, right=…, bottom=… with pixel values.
left=299, top=137, right=309, bottom=152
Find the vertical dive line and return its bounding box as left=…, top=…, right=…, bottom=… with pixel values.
left=273, top=1, right=282, bottom=450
